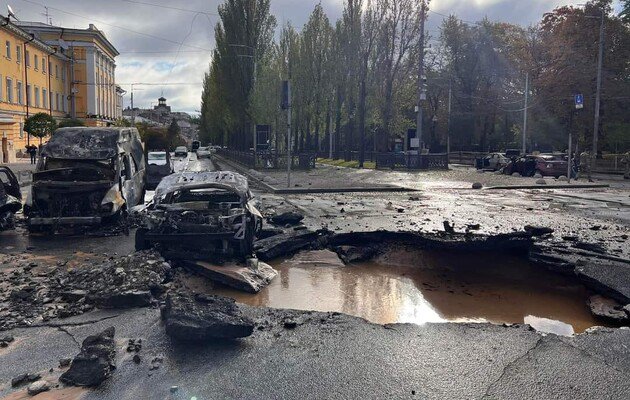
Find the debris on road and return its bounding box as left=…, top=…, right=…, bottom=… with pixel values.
left=334, top=245, right=379, bottom=264
left=254, top=229, right=320, bottom=261
left=587, top=295, right=630, bottom=323
left=11, top=373, right=41, bottom=388
left=524, top=225, right=554, bottom=237
left=60, top=327, right=117, bottom=387
left=0, top=166, right=22, bottom=231
left=27, top=380, right=50, bottom=395
left=0, top=251, right=170, bottom=331
left=269, top=208, right=304, bottom=226
left=184, top=257, right=277, bottom=293
left=161, top=293, right=254, bottom=341
left=0, top=334, right=14, bottom=348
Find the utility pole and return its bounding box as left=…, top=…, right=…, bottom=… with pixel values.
left=130, top=86, right=135, bottom=125
left=446, top=81, right=452, bottom=160
left=282, top=80, right=291, bottom=188
left=592, top=8, right=604, bottom=161
left=522, top=72, right=529, bottom=155
left=415, top=1, right=426, bottom=150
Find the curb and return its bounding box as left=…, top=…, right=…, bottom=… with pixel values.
left=485, top=184, right=610, bottom=190
left=213, top=155, right=418, bottom=194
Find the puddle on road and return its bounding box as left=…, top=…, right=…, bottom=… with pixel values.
left=212, top=247, right=606, bottom=335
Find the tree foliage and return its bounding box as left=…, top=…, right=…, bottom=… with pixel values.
left=24, top=113, right=57, bottom=144
left=57, top=118, right=86, bottom=128
left=200, top=0, right=630, bottom=158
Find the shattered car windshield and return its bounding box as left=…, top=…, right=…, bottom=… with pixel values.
left=44, top=158, right=114, bottom=171
left=168, top=188, right=241, bottom=204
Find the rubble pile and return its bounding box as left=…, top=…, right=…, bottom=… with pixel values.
left=0, top=251, right=171, bottom=331
left=60, top=327, right=117, bottom=387
left=161, top=293, right=254, bottom=341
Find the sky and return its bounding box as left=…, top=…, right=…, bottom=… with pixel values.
left=6, top=0, right=623, bottom=115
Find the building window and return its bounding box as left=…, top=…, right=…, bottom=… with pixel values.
left=25, top=50, right=30, bottom=66
left=26, top=84, right=31, bottom=105
left=62, top=67, right=66, bottom=82
left=62, top=94, right=66, bottom=112
left=16, top=46, right=21, bottom=63
left=42, top=57, right=47, bottom=73
left=34, top=54, right=39, bottom=70
left=19, top=122, right=24, bottom=139
left=55, top=93, right=59, bottom=111
left=6, top=78, right=13, bottom=103
left=5, top=41, right=10, bottom=59
left=43, top=88, right=48, bottom=108
left=35, top=87, right=40, bottom=107
left=17, top=81, right=23, bottom=105
left=49, top=61, right=52, bottom=75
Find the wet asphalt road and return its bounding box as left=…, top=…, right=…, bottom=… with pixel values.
left=1, top=155, right=630, bottom=399
left=1, top=308, right=629, bottom=399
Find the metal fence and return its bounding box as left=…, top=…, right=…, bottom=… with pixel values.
left=375, top=153, right=449, bottom=170
left=448, top=151, right=627, bottom=174
left=216, top=149, right=316, bottom=170
left=323, top=151, right=377, bottom=162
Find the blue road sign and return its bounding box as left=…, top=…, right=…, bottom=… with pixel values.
left=575, top=94, right=584, bottom=109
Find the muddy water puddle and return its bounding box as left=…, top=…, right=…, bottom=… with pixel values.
left=212, top=247, right=606, bottom=335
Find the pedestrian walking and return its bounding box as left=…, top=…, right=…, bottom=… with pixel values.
left=579, top=151, right=593, bottom=182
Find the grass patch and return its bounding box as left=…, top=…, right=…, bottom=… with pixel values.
left=317, top=158, right=376, bottom=169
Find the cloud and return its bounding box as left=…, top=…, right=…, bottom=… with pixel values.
left=12, top=0, right=609, bottom=115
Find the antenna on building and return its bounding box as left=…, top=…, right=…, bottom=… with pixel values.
left=41, top=6, right=52, bottom=25
left=7, top=5, right=20, bottom=21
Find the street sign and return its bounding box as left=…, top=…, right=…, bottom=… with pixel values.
left=575, top=94, right=584, bottom=109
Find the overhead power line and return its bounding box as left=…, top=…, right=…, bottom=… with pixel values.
left=121, top=0, right=219, bottom=16
left=20, top=0, right=213, bottom=52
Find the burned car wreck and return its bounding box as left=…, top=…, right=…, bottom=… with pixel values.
left=25, top=127, right=146, bottom=232
left=134, top=171, right=263, bottom=260
left=0, top=166, right=22, bottom=231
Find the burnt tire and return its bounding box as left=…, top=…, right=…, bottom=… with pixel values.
left=135, top=228, right=150, bottom=251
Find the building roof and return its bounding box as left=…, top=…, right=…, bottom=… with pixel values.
left=0, top=15, right=70, bottom=60
left=16, top=21, right=119, bottom=58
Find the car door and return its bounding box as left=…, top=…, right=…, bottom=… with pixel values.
left=121, top=154, right=139, bottom=207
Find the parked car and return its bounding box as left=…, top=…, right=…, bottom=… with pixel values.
left=476, top=153, right=509, bottom=171
left=197, top=147, right=211, bottom=159
left=134, top=171, right=263, bottom=260
left=25, top=127, right=146, bottom=232
left=174, top=146, right=188, bottom=157
left=0, top=166, right=22, bottom=231
left=146, top=151, right=174, bottom=190
left=503, top=154, right=568, bottom=177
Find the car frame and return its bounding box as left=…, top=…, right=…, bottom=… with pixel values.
left=134, top=171, right=263, bottom=260
left=25, top=127, right=146, bottom=231
left=0, top=166, right=22, bottom=231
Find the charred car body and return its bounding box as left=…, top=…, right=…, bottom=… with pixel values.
left=25, top=127, right=147, bottom=231
left=0, top=167, right=22, bottom=230
left=134, top=171, right=262, bottom=260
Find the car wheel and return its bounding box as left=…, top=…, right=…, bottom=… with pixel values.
left=135, top=228, right=150, bottom=251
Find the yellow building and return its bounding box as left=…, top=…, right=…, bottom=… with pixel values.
left=0, top=16, right=70, bottom=162
left=0, top=17, right=120, bottom=162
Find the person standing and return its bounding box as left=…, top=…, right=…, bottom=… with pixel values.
left=579, top=151, right=593, bottom=182
left=27, top=145, right=37, bottom=165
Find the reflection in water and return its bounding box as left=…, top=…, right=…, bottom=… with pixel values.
left=211, top=248, right=606, bottom=335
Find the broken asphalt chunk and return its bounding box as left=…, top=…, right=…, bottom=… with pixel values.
left=161, top=293, right=254, bottom=341
left=59, top=327, right=116, bottom=387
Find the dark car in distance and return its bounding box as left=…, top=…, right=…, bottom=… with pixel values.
left=504, top=154, right=568, bottom=177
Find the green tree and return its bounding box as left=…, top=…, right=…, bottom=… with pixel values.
left=24, top=112, right=57, bottom=145
left=621, top=0, right=630, bottom=23
left=167, top=118, right=181, bottom=150
left=57, top=118, right=85, bottom=128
